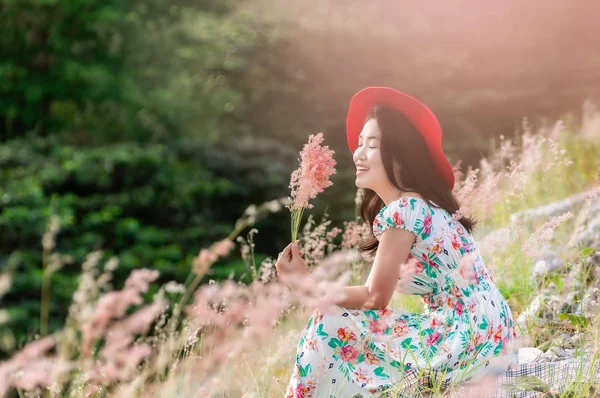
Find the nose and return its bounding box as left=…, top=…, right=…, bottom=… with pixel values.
left=353, top=144, right=366, bottom=164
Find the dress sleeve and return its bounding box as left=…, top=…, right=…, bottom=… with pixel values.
left=372, top=197, right=433, bottom=242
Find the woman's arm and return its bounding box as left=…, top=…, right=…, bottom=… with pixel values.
left=334, top=228, right=415, bottom=310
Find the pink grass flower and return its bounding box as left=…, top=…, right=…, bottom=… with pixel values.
left=522, top=211, right=573, bottom=258
left=81, top=268, right=160, bottom=358
left=193, top=239, right=234, bottom=276
left=288, top=133, right=336, bottom=212
left=287, top=133, right=336, bottom=241
left=341, top=221, right=370, bottom=249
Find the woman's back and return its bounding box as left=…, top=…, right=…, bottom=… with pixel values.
left=372, top=196, right=517, bottom=374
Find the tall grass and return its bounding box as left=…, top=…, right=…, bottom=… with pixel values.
left=0, top=108, right=599, bottom=397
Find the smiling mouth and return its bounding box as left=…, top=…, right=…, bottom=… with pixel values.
left=356, top=169, right=368, bottom=174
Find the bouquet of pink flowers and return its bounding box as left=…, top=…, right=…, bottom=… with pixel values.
left=287, top=133, right=337, bottom=242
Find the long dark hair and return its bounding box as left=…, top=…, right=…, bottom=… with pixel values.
left=359, top=105, right=476, bottom=256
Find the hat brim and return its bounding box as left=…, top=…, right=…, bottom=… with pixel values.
left=346, top=86, right=455, bottom=189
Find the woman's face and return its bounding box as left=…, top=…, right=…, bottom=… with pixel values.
left=353, top=118, right=403, bottom=203
left=353, top=118, right=386, bottom=191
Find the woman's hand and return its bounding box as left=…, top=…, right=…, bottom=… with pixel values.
left=275, top=240, right=310, bottom=288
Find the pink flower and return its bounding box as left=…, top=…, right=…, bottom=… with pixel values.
left=368, top=319, right=388, bottom=335
left=341, top=221, right=370, bottom=248
left=81, top=268, right=160, bottom=358
left=287, top=133, right=337, bottom=211
left=337, top=327, right=357, bottom=342
left=12, top=336, right=55, bottom=363
left=392, top=321, right=409, bottom=337
left=423, top=214, right=433, bottom=235
left=456, top=300, right=465, bottom=316
left=421, top=253, right=439, bottom=270
left=426, top=330, right=441, bottom=346
left=340, top=345, right=359, bottom=363
left=124, top=269, right=160, bottom=292
left=494, top=325, right=503, bottom=343
left=211, top=239, right=234, bottom=257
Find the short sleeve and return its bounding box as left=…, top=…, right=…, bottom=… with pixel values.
left=372, top=197, right=433, bottom=242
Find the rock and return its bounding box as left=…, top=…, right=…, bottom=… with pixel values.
left=509, top=186, right=600, bottom=223
left=518, top=347, right=543, bottom=364
left=532, top=255, right=566, bottom=277
left=538, top=349, right=560, bottom=362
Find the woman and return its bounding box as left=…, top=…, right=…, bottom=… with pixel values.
left=276, top=87, right=518, bottom=397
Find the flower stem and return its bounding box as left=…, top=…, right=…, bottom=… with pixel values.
left=291, top=207, right=305, bottom=242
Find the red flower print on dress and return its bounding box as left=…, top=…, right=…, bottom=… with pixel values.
left=306, top=336, right=318, bottom=351
left=337, top=327, right=357, bottom=343
left=455, top=300, right=465, bottom=316
left=378, top=308, right=393, bottom=318
left=476, top=331, right=485, bottom=344
left=502, top=336, right=509, bottom=354
left=392, top=211, right=403, bottom=227
left=494, top=325, right=503, bottom=343
left=426, top=330, right=442, bottom=346
left=294, top=379, right=316, bottom=398
left=364, top=350, right=381, bottom=365
left=468, top=302, right=477, bottom=313
left=451, top=235, right=461, bottom=250
left=354, top=366, right=375, bottom=384
left=393, top=321, right=409, bottom=337
left=423, top=214, right=433, bottom=235
left=340, top=345, right=360, bottom=363
left=369, top=319, right=388, bottom=334
left=421, top=253, right=440, bottom=270
left=423, top=295, right=438, bottom=310
left=449, top=285, right=463, bottom=298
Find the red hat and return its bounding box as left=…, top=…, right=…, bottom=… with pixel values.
left=346, top=86, right=455, bottom=189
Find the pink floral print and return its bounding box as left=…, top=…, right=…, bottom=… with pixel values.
left=285, top=197, right=518, bottom=397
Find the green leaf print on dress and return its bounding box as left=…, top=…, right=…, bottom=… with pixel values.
left=285, top=197, right=518, bottom=397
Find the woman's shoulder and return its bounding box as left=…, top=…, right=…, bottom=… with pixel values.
left=381, top=195, right=435, bottom=216
left=374, top=195, right=437, bottom=242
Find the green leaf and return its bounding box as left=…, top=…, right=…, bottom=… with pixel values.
left=401, top=338, right=418, bottom=350
left=558, top=313, right=588, bottom=328
left=328, top=338, right=343, bottom=349
left=373, top=366, right=390, bottom=380
left=493, top=341, right=503, bottom=356
left=390, top=360, right=403, bottom=370
left=316, top=324, right=329, bottom=338
left=299, top=363, right=311, bottom=378
left=502, top=376, right=550, bottom=393
left=478, top=316, right=488, bottom=330
left=580, top=247, right=597, bottom=257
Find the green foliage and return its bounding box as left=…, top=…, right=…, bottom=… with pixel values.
left=0, top=0, right=249, bottom=143
left=0, top=134, right=292, bottom=349
left=0, top=0, right=308, bottom=351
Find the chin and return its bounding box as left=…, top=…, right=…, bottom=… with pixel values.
left=355, top=181, right=368, bottom=190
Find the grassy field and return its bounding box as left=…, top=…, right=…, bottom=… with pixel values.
left=1, top=111, right=599, bottom=397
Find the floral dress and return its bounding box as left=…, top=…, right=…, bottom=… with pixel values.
left=285, top=197, right=518, bottom=397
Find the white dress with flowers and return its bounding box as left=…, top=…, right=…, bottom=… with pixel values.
left=285, top=197, right=518, bottom=397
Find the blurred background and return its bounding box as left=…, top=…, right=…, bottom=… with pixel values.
left=1, top=0, right=599, bottom=354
